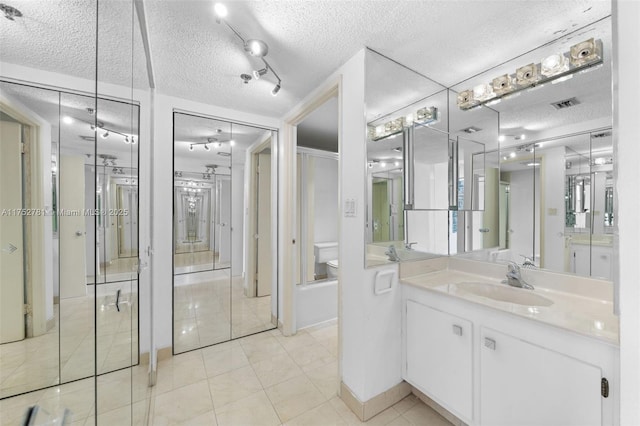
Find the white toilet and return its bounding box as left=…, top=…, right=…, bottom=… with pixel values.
left=326, top=259, right=339, bottom=279
left=314, top=242, right=339, bottom=280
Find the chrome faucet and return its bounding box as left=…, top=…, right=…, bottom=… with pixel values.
left=405, top=242, right=417, bottom=250
left=504, top=261, right=534, bottom=290
left=385, top=244, right=400, bottom=262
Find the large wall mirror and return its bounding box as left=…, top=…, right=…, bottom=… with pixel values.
left=451, top=16, right=613, bottom=280
left=0, top=81, right=140, bottom=398
left=172, top=112, right=278, bottom=354
left=364, top=48, right=499, bottom=267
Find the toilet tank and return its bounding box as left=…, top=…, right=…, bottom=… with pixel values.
left=314, top=242, right=338, bottom=263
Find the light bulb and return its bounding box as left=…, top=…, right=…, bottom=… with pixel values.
left=520, top=134, right=526, bottom=140
left=253, top=68, right=267, bottom=80
left=541, top=53, right=568, bottom=77
left=229, top=140, right=236, bottom=146
left=510, top=152, right=516, bottom=158
left=63, top=116, right=73, bottom=124
left=498, top=135, right=505, bottom=142
left=246, top=39, right=268, bottom=57
left=271, top=83, right=281, bottom=96
left=213, top=3, right=227, bottom=18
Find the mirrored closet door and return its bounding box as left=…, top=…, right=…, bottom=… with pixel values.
left=173, top=112, right=278, bottom=354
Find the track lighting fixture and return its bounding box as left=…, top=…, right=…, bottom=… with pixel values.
left=204, top=144, right=210, bottom=151
left=131, top=137, right=136, bottom=145
left=101, top=131, right=109, bottom=139
left=189, top=144, right=194, bottom=152
left=214, top=3, right=283, bottom=97
left=124, top=136, right=130, bottom=144
left=253, top=68, right=268, bottom=80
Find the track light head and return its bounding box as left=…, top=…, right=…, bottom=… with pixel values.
left=271, top=83, right=281, bottom=97
left=124, top=136, right=130, bottom=144
left=189, top=144, right=194, bottom=152
left=253, top=68, right=268, bottom=80
left=131, top=137, right=136, bottom=145
left=204, top=144, right=210, bottom=151
left=101, top=131, right=109, bottom=139
left=245, top=39, right=268, bottom=57
left=213, top=3, right=227, bottom=18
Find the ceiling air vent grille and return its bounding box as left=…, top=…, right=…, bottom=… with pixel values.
left=551, top=97, right=580, bottom=109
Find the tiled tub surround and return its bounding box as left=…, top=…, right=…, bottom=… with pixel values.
left=399, top=257, right=619, bottom=426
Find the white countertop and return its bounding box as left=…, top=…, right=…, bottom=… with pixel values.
left=402, top=269, right=619, bottom=345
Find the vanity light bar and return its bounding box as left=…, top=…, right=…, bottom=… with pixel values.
left=368, top=106, right=438, bottom=141
left=456, top=38, right=603, bottom=111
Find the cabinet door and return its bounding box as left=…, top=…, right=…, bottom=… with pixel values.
left=480, top=327, right=602, bottom=426
left=406, top=300, right=473, bottom=421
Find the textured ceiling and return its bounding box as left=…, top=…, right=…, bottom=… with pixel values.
left=1, top=1, right=611, bottom=147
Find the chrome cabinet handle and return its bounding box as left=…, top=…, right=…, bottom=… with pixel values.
left=484, top=337, right=496, bottom=350
left=452, top=324, right=463, bottom=336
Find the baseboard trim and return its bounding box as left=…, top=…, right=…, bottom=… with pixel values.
left=340, top=381, right=411, bottom=421
left=411, top=386, right=466, bottom=426
left=46, top=317, right=56, bottom=331
left=140, top=346, right=173, bottom=365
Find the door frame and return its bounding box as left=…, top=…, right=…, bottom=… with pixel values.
left=280, top=78, right=341, bottom=337
left=246, top=136, right=272, bottom=298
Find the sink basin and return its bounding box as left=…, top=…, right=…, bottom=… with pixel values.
left=450, top=282, right=554, bottom=307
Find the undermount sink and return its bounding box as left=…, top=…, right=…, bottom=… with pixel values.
left=450, top=282, right=554, bottom=307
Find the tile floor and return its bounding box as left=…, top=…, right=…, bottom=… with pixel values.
left=1, top=321, right=452, bottom=425
left=149, top=320, right=452, bottom=426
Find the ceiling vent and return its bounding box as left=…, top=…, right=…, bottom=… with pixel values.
left=551, top=97, right=580, bottom=109
left=592, top=131, right=611, bottom=138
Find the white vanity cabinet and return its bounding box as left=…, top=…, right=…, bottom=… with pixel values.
left=480, top=327, right=602, bottom=426
left=402, top=284, right=618, bottom=426
left=406, top=300, right=473, bottom=422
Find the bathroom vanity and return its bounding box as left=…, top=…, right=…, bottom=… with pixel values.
left=400, top=259, right=619, bottom=426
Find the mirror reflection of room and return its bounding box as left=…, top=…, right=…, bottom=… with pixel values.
left=0, top=81, right=140, bottom=398
left=172, top=113, right=278, bottom=353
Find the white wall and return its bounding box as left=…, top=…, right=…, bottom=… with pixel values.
left=507, top=169, right=540, bottom=262
left=613, top=1, right=640, bottom=423
left=541, top=147, right=566, bottom=271
left=313, top=156, right=339, bottom=244
left=286, top=49, right=404, bottom=402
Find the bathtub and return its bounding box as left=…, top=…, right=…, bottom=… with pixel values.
left=296, top=279, right=337, bottom=329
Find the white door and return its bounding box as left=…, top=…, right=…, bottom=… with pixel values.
left=59, top=156, right=87, bottom=298
left=0, top=120, right=25, bottom=343
left=256, top=152, right=272, bottom=297
left=480, top=327, right=602, bottom=426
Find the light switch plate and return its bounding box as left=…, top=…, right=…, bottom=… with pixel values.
left=344, top=198, right=357, bottom=217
